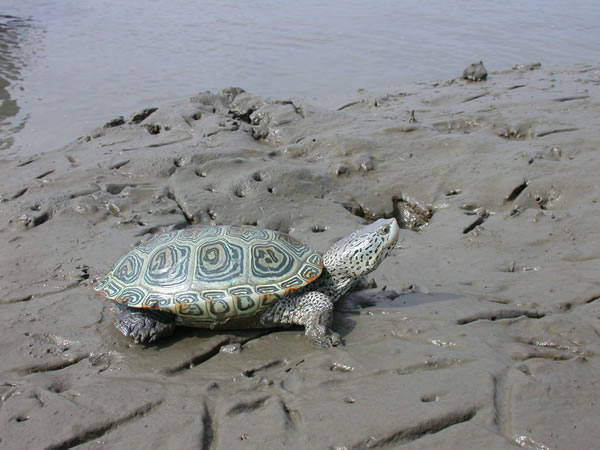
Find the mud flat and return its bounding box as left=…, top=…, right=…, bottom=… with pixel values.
left=1, top=64, right=599, bottom=449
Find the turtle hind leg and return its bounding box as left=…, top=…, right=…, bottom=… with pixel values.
left=112, top=302, right=176, bottom=344
left=260, top=292, right=341, bottom=348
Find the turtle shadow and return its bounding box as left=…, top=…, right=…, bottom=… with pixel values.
left=147, top=327, right=270, bottom=350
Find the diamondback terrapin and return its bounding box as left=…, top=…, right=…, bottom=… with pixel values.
left=93, top=218, right=400, bottom=347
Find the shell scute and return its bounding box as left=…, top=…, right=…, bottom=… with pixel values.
left=144, top=242, right=191, bottom=288
left=194, top=240, right=245, bottom=284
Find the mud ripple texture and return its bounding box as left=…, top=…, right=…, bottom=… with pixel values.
left=0, top=64, right=599, bottom=449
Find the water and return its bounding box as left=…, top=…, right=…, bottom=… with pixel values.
left=1, top=0, right=599, bottom=156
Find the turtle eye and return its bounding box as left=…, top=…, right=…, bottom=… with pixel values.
left=379, top=225, right=390, bottom=235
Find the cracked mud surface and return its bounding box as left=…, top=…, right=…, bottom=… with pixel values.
left=1, top=64, right=599, bottom=449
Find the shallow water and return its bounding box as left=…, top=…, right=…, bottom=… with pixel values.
left=1, top=0, right=599, bottom=155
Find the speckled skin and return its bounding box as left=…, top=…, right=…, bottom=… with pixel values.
left=114, top=218, right=400, bottom=347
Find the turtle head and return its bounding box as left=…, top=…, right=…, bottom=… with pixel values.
left=324, top=218, right=400, bottom=280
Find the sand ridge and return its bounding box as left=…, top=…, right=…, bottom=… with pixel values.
left=0, top=64, right=599, bottom=449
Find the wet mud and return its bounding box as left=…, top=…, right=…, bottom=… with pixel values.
left=1, top=64, right=599, bottom=449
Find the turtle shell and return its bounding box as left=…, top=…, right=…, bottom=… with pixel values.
left=93, top=225, right=323, bottom=326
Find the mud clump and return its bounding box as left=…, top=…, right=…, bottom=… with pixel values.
left=462, top=61, right=488, bottom=81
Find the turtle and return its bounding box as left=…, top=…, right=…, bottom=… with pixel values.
left=93, top=218, right=400, bottom=347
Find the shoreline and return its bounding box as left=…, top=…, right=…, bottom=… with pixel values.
left=1, top=63, right=599, bottom=449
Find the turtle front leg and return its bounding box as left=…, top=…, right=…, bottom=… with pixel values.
left=112, top=302, right=176, bottom=344
left=260, top=292, right=341, bottom=348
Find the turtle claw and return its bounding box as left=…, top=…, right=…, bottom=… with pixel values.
left=306, top=324, right=341, bottom=348
left=113, top=305, right=175, bottom=344
left=316, top=332, right=342, bottom=348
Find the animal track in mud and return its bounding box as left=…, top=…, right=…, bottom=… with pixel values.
left=504, top=180, right=528, bottom=203
left=456, top=309, right=545, bottom=325
left=462, top=215, right=485, bottom=234
left=536, top=127, right=579, bottom=138
left=46, top=399, right=164, bottom=450
left=462, top=92, right=489, bottom=103
left=226, top=395, right=271, bottom=416
left=3, top=294, right=33, bottom=304
left=352, top=406, right=478, bottom=448
left=3, top=268, right=89, bottom=305
left=553, top=95, right=590, bottom=102
left=162, top=341, right=225, bottom=375
left=10, top=187, right=28, bottom=199
left=17, top=157, right=38, bottom=167
left=14, top=353, right=90, bottom=376
left=35, top=170, right=54, bottom=179
left=200, top=403, right=214, bottom=450
left=162, top=334, right=268, bottom=375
